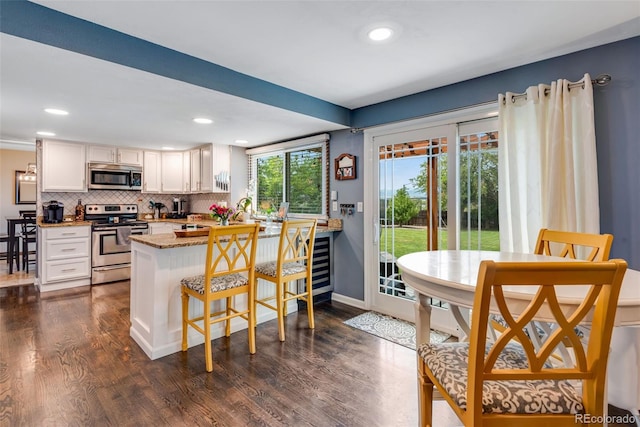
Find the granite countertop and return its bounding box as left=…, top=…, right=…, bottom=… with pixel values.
left=37, top=218, right=93, bottom=227
left=130, top=224, right=340, bottom=249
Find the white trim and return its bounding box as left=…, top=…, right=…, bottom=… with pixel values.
left=331, top=292, right=367, bottom=310
left=363, top=102, right=498, bottom=315
left=246, top=133, right=330, bottom=155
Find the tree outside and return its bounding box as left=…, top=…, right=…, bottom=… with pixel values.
left=387, top=185, right=420, bottom=226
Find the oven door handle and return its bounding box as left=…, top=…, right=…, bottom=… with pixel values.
left=93, top=265, right=131, bottom=272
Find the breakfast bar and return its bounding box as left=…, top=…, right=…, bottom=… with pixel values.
left=128, top=223, right=339, bottom=360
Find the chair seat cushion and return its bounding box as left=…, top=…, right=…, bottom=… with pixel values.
left=417, top=342, right=584, bottom=415
left=255, top=261, right=306, bottom=277
left=181, top=273, right=247, bottom=294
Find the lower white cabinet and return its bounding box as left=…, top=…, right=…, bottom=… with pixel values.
left=37, top=225, right=91, bottom=292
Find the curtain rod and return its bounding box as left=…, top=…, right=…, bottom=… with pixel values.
left=505, top=73, right=612, bottom=104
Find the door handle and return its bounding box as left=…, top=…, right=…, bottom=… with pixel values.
left=373, top=221, right=379, bottom=244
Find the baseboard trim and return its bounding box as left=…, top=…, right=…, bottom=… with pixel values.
left=331, top=293, right=366, bottom=310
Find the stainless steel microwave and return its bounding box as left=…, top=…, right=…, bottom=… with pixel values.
left=88, top=163, right=142, bottom=190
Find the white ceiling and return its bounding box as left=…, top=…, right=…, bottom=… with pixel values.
left=1, top=1, right=639, bottom=151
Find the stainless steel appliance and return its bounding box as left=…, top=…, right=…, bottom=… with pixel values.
left=87, top=163, right=142, bottom=191
left=42, top=200, right=64, bottom=223
left=86, top=204, right=148, bottom=284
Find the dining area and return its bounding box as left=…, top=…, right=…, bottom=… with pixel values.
left=396, top=229, right=640, bottom=426
left=3, top=209, right=37, bottom=276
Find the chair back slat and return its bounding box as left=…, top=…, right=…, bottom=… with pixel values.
left=534, top=228, right=613, bottom=261
left=467, top=260, right=627, bottom=416
left=204, top=224, right=260, bottom=294
left=276, top=219, right=317, bottom=270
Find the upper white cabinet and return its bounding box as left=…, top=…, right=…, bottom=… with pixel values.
left=42, top=140, right=87, bottom=192
left=200, top=145, right=213, bottom=192
left=143, top=151, right=161, bottom=193
left=187, top=144, right=213, bottom=193
left=212, top=143, right=231, bottom=193
left=88, top=145, right=143, bottom=166
left=161, top=151, right=185, bottom=193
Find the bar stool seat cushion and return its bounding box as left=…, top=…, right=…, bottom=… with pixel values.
left=181, top=273, right=247, bottom=294
left=418, top=342, right=583, bottom=415
left=255, top=261, right=306, bottom=278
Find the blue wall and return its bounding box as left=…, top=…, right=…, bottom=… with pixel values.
left=329, top=130, right=365, bottom=300
left=331, top=36, right=639, bottom=300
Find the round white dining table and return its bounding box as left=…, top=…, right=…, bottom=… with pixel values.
left=397, top=250, right=640, bottom=416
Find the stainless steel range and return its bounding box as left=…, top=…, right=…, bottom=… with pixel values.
left=85, top=204, right=149, bottom=285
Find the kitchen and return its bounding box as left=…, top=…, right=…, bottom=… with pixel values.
left=33, top=139, right=243, bottom=292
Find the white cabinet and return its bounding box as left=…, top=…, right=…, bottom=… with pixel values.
left=118, top=148, right=144, bottom=165
left=188, top=145, right=212, bottom=193
left=143, top=151, right=161, bottom=193
left=88, top=145, right=143, bottom=165
left=88, top=145, right=116, bottom=163
left=161, top=151, right=185, bottom=193
left=200, top=145, right=213, bottom=192
left=42, top=140, right=87, bottom=192
left=37, top=225, right=91, bottom=292
left=189, top=148, right=200, bottom=193
left=143, top=145, right=218, bottom=194
left=212, top=144, right=231, bottom=193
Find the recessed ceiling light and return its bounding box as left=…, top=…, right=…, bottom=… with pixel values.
left=368, top=27, right=393, bottom=41
left=193, top=118, right=213, bottom=124
left=44, top=108, right=69, bottom=116
left=235, top=139, right=249, bottom=144
left=37, top=131, right=56, bottom=136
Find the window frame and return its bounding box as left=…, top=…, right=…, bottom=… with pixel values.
left=247, top=133, right=330, bottom=220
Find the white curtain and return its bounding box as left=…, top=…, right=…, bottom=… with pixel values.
left=498, top=73, right=600, bottom=253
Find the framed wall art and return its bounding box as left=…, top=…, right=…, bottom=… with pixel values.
left=335, top=153, right=356, bottom=181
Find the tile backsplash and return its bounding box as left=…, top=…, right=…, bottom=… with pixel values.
left=40, top=190, right=230, bottom=218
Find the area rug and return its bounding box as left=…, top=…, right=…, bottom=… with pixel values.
left=344, top=311, right=451, bottom=350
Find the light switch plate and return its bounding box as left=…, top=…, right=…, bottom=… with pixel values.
left=357, top=202, right=363, bottom=212
left=331, top=190, right=338, bottom=201
left=332, top=201, right=338, bottom=211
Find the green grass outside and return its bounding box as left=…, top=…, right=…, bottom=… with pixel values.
left=379, top=227, right=500, bottom=259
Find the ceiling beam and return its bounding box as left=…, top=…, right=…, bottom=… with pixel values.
left=0, top=0, right=351, bottom=127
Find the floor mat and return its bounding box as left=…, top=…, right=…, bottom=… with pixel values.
left=344, top=311, right=451, bottom=350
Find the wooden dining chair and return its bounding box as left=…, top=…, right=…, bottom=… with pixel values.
left=490, top=229, right=614, bottom=348
left=418, top=259, right=627, bottom=427
left=254, top=219, right=317, bottom=342
left=180, top=223, right=260, bottom=372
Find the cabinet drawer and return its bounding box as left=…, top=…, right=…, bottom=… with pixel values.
left=45, top=238, right=90, bottom=261
left=46, top=226, right=90, bottom=240
left=45, top=258, right=90, bottom=282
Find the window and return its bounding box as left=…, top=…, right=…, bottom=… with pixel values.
left=248, top=134, right=329, bottom=218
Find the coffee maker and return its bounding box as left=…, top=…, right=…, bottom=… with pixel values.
left=43, top=200, right=64, bottom=223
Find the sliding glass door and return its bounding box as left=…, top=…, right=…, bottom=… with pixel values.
left=367, top=115, right=499, bottom=336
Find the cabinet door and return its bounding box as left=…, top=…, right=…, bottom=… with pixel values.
left=200, top=145, right=213, bottom=192
left=190, top=148, right=201, bottom=192
left=161, top=151, right=184, bottom=193
left=143, top=151, right=161, bottom=193
left=183, top=150, right=191, bottom=192
left=118, top=148, right=143, bottom=166
left=212, top=144, right=230, bottom=193
left=88, top=145, right=115, bottom=163
left=42, top=140, right=87, bottom=192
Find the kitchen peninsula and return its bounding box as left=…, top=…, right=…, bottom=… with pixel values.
left=128, top=222, right=340, bottom=360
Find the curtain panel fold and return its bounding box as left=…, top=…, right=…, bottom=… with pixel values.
left=498, top=73, right=599, bottom=253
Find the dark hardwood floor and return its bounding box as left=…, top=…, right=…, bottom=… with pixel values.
left=1, top=279, right=636, bottom=426
left=0, top=281, right=464, bottom=426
